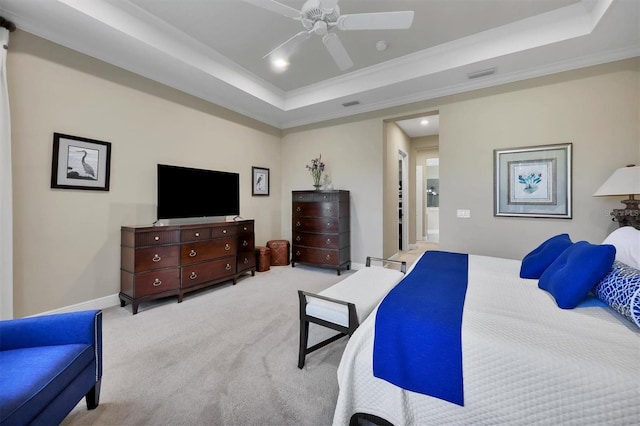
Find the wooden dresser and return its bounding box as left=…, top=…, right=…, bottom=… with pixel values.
left=120, top=220, right=255, bottom=314
left=291, top=190, right=350, bottom=275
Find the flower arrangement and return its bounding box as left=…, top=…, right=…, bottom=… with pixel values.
left=306, top=154, right=325, bottom=189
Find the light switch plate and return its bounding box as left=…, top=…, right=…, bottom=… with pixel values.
left=457, top=209, right=471, bottom=218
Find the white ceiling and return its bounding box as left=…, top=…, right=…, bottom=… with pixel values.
left=395, top=115, right=440, bottom=138
left=1, top=0, right=638, bottom=131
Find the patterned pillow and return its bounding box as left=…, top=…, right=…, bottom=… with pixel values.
left=592, top=261, right=640, bottom=328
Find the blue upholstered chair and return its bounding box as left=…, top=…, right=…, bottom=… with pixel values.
left=0, top=310, right=103, bottom=425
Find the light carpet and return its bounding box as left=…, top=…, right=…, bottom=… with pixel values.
left=61, top=265, right=354, bottom=426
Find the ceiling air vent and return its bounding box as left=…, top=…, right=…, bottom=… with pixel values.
left=467, top=67, right=496, bottom=79
left=342, top=100, right=360, bottom=107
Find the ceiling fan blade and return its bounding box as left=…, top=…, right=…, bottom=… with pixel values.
left=337, top=11, right=414, bottom=30
left=322, top=33, right=354, bottom=71
left=241, top=0, right=302, bottom=19
left=263, top=30, right=310, bottom=60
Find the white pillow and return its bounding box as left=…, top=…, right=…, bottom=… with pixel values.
left=602, top=226, right=640, bottom=269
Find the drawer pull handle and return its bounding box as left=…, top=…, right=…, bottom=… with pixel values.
left=323, top=195, right=328, bottom=199
left=296, top=251, right=301, bottom=256
left=152, top=254, right=161, bottom=262
left=152, top=278, right=162, bottom=287
left=326, top=238, right=331, bottom=245
left=327, top=222, right=331, bottom=228
left=225, top=263, right=232, bottom=271
left=154, top=236, right=160, bottom=241
left=223, top=229, right=227, bottom=234
left=225, top=243, right=231, bottom=251
left=243, top=226, right=248, bottom=231
left=243, top=258, right=249, bottom=264
left=296, top=206, right=301, bottom=212
left=189, top=249, right=197, bottom=257
left=189, top=272, right=198, bottom=280
left=296, top=221, right=301, bottom=227
left=326, top=254, right=331, bottom=260
left=296, top=235, right=301, bottom=241
left=242, top=240, right=248, bottom=247
left=195, top=232, right=200, bottom=237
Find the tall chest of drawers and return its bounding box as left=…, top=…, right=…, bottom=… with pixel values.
left=291, top=190, right=350, bottom=275
left=120, top=220, right=255, bottom=314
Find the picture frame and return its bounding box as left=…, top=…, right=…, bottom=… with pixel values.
left=494, top=143, right=572, bottom=218
left=51, top=133, right=112, bottom=191
left=252, top=166, right=269, bottom=196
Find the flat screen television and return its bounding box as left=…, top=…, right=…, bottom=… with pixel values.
left=157, top=164, right=240, bottom=220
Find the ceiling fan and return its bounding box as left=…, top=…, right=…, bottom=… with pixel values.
left=242, top=0, right=415, bottom=71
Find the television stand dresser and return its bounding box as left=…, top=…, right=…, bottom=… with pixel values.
left=291, top=190, right=350, bottom=275
left=120, top=220, right=255, bottom=314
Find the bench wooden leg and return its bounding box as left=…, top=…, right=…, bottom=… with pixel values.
left=298, top=318, right=309, bottom=369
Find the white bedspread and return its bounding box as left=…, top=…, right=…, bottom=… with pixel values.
left=333, top=255, right=640, bottom=425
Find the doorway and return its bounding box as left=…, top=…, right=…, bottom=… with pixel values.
left=398, top=150, right=408, bottom=251
left=425, top=157, right=440, bottom=242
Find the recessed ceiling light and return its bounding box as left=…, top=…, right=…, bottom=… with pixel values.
left=420, top=119, right=429, bottom=126
left=271, top=58, right=289, bottom=72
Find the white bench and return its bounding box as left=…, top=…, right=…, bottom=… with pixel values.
left=297, top=257, right=407, bottom=368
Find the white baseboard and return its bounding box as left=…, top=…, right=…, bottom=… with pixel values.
left=35, top=294, right=121, bottom=317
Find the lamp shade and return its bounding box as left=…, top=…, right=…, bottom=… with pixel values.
left=593, top=166, right=640, bottom=196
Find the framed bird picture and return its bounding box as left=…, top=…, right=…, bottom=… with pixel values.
left=51, top=133, right=112, bottom=191
left=252, top=166, right=269, bottom=196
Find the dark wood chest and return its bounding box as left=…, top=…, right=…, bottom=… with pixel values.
left=120, top=220, right=255, bottom=314
left=291, top=190, right=350, bottom=275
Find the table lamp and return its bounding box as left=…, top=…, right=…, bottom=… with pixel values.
left=593, top=164, right=640, bottom=229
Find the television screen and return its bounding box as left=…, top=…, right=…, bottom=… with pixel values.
left=157, top=164, right=240, bottom=219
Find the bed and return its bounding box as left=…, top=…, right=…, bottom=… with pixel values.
left=333, top=228, right=640, bottom=426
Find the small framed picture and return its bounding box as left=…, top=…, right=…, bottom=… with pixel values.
left=494, top=143, right=572, bottom=218
left=252, top=166, right=269, bottom=196
left=51, top=133, right=112, bottom=191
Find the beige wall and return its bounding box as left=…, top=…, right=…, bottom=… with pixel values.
left=281, top=118, right=384, bottom=265
left=436, top=60, right=639, bottom=257
left=8, top=31, right=283, bottom=317
left=7, top=29, right=639, bottom=317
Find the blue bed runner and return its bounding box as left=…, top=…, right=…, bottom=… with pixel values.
left=373, top=251, right=469, bottom=406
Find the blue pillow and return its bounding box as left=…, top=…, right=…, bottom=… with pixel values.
left=538, top=241, right=616, bottom=309
left=520, top=234, right=573, bottom=279
left=592, top=261, right=640, bottom=327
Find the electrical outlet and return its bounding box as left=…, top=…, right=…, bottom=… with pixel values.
left=457, top=209, right=471, bottom=219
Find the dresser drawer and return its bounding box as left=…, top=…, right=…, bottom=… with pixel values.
left=293, top=217, right=339, bottom=233
left=181, top=237, right=236, bottom=264
left=180, top=227, right=212, bottom=242
left=122, top=245, right=180, bottom=272
left=131, top=268, right=179, bottom=297
left=292, top=246, right=340, bottom=266
left=293, top=202, right=338, bottom=218
left=181, top=257, right=236, bottom=288
left=292, top=232, right=339, bottom=249
left=292, top=191, right=342, bottom=202
left=237, top=252, right=256, bottom=271
left=237, top=221, right=254, bottom=234
left=212, top=225, right=237, bottom=238
left=133, top=230, right=180, bottom=247
left=237, top=234, right=255, bottom=251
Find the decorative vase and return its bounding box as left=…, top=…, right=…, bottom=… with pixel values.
left=313, top=183, right=321, bottom=191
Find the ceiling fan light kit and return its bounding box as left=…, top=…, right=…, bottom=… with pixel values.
left=245, top=0, right=414, bottom=71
